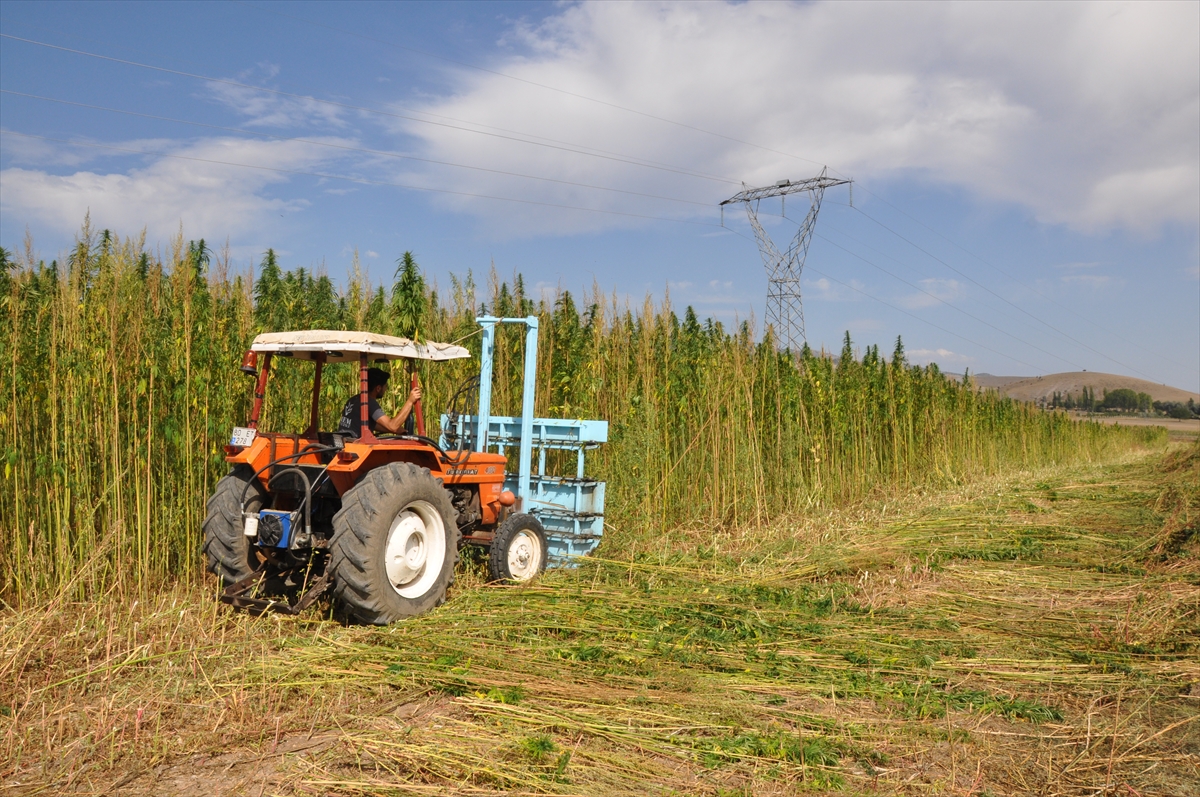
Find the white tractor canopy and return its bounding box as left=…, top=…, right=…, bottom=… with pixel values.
left=250, top=330, right=470, bottom=363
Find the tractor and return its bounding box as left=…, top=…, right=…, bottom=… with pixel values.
left=202, top=316, right=607, bottom=624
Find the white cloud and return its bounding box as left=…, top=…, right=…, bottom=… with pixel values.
left=0, top=137, right=354, bottom=242
left=1060, top=273, right=1113, bottom=288
left=897, top=278, right=964, bottom=309
left=391, top=1, right=1198, bottom=237
left=0, top=134, right=101, bottom=168
left=806, top=276, right=864, bottom=301
left=205, top=64, right=348, bottom=129
left=909, top=347, right=973, bottom=366
left=653, top=278, right=751, bottom=325
left=669, top=277, right=747, bottom=306
left=847, top=317, right=884, bottom=332
left=366, top=250, right=380, bottom=259
left=532, top=280, right=562, bottom=304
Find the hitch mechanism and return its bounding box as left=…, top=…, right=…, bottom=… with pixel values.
left=220, top=566, right=331, bottom=616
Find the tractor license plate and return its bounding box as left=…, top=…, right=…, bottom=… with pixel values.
left=230, top=427, right=257, bottom=447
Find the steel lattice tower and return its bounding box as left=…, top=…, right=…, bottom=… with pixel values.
left=721, top=168, right=850, bottom=351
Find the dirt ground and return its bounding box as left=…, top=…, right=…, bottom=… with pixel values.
left=1069, top=412, right=1200, bottom=440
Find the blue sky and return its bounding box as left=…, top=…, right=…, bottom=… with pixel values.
left=2, top=1, right=1197, bottom=390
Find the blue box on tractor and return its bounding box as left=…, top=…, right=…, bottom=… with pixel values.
left=256, top=509, right=294, bottom=548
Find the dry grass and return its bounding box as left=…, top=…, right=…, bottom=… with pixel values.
left=3, top=443, right=1197, bottom=796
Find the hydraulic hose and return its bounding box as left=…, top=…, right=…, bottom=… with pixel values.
left=238, top=443, right=338, bottom=516
left=268, top=467, right=313, bottom=538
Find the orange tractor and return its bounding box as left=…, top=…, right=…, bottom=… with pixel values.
left=203, top=318, right=607, bottom=623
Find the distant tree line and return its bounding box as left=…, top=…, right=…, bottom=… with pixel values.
left=1050, top=387, right=1196, bottom=417
left=1100, top=388, right=1153, bottom=412
left=1154, top=399, right=1199, bottom=420
left=1050, top=386, right=1104, bottom=411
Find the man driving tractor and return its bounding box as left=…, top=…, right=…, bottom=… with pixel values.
left=207, top=322, right=607, bottom=623
left=336, top=366, right=422, bottom=438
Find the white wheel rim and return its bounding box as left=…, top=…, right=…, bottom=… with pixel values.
left=384, top=500, right=447, bottom=598
left=506, top=530, right=543, bottom=582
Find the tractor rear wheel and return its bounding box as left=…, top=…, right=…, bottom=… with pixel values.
left=328, top=463, right=459, bottom=624
left=202, top=466, right=265, bottom=587
left=488, top=513, right=548, bottom=582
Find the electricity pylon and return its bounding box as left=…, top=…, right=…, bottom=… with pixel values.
left=721, top=168, right=850, bottom=351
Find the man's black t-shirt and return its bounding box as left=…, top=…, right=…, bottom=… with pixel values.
left=337, top=395, right=385, bottom=437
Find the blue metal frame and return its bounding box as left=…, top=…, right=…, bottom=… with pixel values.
left=442, top=315, right=608, bottom=565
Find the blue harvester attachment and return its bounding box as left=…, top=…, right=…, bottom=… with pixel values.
left=441, top=316, right=608, bottom=566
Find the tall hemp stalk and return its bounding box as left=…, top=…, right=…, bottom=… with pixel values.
left=0, top=225, right=1161, bottom=603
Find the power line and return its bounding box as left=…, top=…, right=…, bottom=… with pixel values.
left=819, top=219, right=1114, bottom=364
left=2, top=15, right=807, bottom=187
left=739, top=207, right=1191, bottom=378
left=800, top=265, right=1046, bottom=373
left=3, top=30, right=1184, bottom=380
left=248, top=8, right=1188, bottom=379
left=814, top=231, right=1082, bottom=371
left=235, top=0, right=834, bottom=174
left=0, top=33, right=742, bottom=188
left=0, top=130, right=721, bottom=228
left=819, top=198, right=1198, bottom=380
left=820, top=215, right=1192, bottom=376
left=233, top=12, right=1188, bottom=379
left=0, top=104, right=1101, bottom=373
left=3, top=34, right=1181, bottom=378
left=1, top=18, right=735, bottom=185
left=842, top=187, right=1199, bottom=378
left=848, top=206, right=1167, bottom=381
left=0, top=89, right=713, bottom=209
left=698, top=223, right=1046, bottom=372
left=10, top=18, right=1182, bottom=380
left=751, top=206, right=1112, bottom=373
left=721, top=171, right=850, bottom=350
left=0, top=130, right=1049, bottom=374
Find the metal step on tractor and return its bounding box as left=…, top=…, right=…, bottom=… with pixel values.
left=202, top=316, right=608, bottom=624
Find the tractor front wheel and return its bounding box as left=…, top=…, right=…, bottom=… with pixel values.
left=328, top=463, right=459, bottom=624
left=488, top=513, right=548, bottom=582
left=202, top=466, right=265, bottom=587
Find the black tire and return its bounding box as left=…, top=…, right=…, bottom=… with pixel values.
left=202, top=466, right=265, bottom=587
left=328, top=463, right=459, bottom=624
left=488, top=513, right=548, bottom=582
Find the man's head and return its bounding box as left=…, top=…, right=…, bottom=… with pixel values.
left=366, top=367, right=390, bottom=398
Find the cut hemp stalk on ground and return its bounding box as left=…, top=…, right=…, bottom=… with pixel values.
left=2, top=444, right=1197, bottom=795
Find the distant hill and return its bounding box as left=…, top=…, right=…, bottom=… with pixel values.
left=947, top=371, right=1199, bottom=404
left=964, top=373, right=1028, bottom=391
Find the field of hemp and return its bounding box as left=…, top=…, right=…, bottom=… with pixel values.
left=1, top=227, right=1193, bottom=796
left=0, top=227, right=1158, bottom=601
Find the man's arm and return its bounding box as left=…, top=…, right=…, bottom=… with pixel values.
left=375, top=386, right=422, bottom=434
